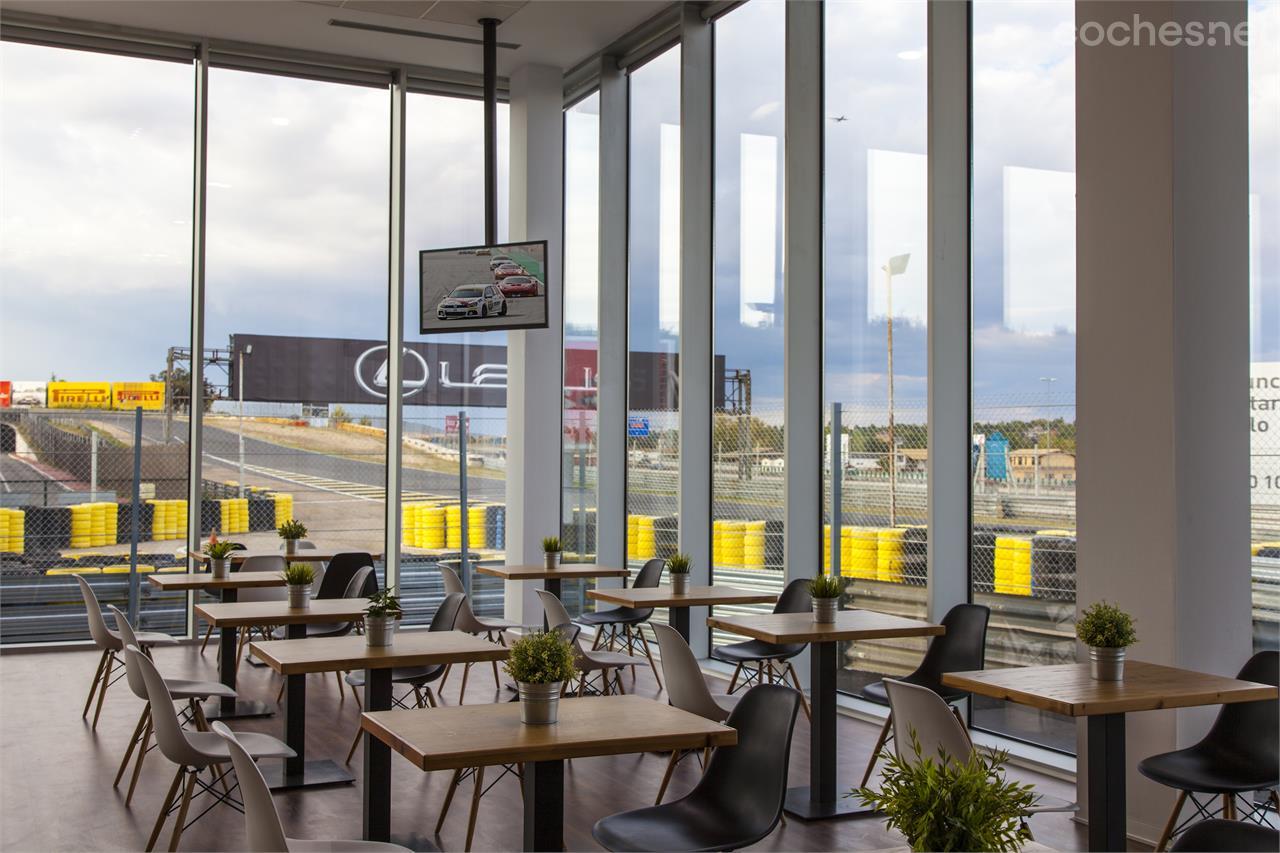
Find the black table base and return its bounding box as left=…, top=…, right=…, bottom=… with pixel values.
left=202, top=698, right=274, bottom=721
left=211, top=588, right=275, bottom=719
left=269, top=622, right=355, bottom=791
left=261, top=758, right=355, bottom=790
left=364, top=668, right=394, bottom=843
left=1087, top=713, right=1126, bottom=851
left=669, top=606, right=691, bottom=642
left=784, top=786, right=876, bottom=820
left=522, top=758, right=564, bottom=851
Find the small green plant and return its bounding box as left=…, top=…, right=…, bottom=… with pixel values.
left=283, top=563, right=315, bottom=586
left=505, top=630, right=578, bottom=685
left=331, top=405, right=351, bottom=425
left=366, top=588, right=402, bottom=619
left=277, top=519, right=308, bottom=541
left=542, top=536, right=562, bottom=553
left=853, top=731, right=1037, bottom=852
left=1076, top=600, right=1137, bottom=648
left=667, top=553, right=692, bottom=575
left=808, top=572, right=845, bottom=599
left=358, top=416, right=373, bottom=426
left=206, top=539, right=238, bottom=560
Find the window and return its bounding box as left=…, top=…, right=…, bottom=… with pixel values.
left=0, top=42, right=194, bottom=642
left=823, top=0, right=930, bottom=695
left=970, top=0, right=1077, bottom=752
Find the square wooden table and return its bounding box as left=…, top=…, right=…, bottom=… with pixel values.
left=250, top=630, right=509, bottom=816
left=588, top=584, right=777, bottom=642
left=708, top=608, right=944, bottom=821
left=943, top=661, right=1279, bottom=851
left=360, top=695, right=736, bottom=851
left=476, top=563, right=631, bottom=627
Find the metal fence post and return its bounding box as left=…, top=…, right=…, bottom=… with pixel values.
left=458, top=410, right=471, bottom=597
left=830, top=402, right=841, bottom=579
left=128, top=406, right=143, bottom=625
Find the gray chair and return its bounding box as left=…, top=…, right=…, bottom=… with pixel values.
left=1169, top=819, right=1280, bottom=852
left=234, top=554, right=288, bottom=663
left=441, top=565, right=518, bottom=697
left=537, top=589, right=647, bottom=696
left=709, top=577, right=812, bottom=720
left=576, top=557, right=665, bottom=685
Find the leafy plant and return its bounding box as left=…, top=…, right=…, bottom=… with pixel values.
left=542, top=536, right=562, bottom=553
left=853, top=731, right=1037, bottom=852
left=366, top=588, right=402, bottom=619
left=283, top=563, right=315, bottom=586
left=206, top=539, right=238, bottom=560
left=277, top=519, right=308, bottom=541
left=505, top=630, right=578, bottom=685
left=1076, top=600, right=1137, bottom=648
left=808, top=572, right=845, bottom=599
left=667, top=553, right=692, bottom=575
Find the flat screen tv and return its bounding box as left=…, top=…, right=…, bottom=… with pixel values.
left=419, top=240, right=549, bottom=334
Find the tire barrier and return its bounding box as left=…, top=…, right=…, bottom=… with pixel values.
left=0, top=565, right=189, bottom=644
left=401, top=501, right=507, bottom=551
left=561, top=508, right=595, bottom=559
left=0, top=509, right=24, bottom=554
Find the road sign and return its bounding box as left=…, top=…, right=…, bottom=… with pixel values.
left=627, top=417, right=650, bottom=438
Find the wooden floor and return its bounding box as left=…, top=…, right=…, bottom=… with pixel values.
left=1, top=640, right=1099, bottom=852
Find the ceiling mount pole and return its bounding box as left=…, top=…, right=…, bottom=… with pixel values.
left=481, top=16, right=499, bottom=246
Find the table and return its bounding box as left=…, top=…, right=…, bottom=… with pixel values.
left=250, top=630, right=509, bottom=817
left=708, top=608, right=944, bottom=820
left=189, top=549, right=383, bottom=564
left=476, top=563, right=630, bottom=627
left=360, top=695, right=736, bottom=851
left=943, top=661, right=1279, bottom=851
left=193, top=598, right=370, bottom=786
left=588, top=585, right=776, bottom=642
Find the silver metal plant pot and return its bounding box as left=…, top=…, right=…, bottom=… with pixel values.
left=366, top=614, right=397, bottom=647
left=285, top=539, right=298, bottom=556
left=671, top=573, right=690, bottom=595
left=1089, top=646, right=1126, bottom=681
left=288, top=584, right=311, bottom=609
left=545, top=551, right=561, bottom=570
left=518, top=681, right=563, bottom=725
left=813, top=597, right=839, bottom=624
left=211, top=558, right=231, bottom=580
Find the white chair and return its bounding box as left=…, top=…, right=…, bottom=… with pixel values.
left=108, top=605, right=236, bottom=806
left=234, top=554, right=288, bottom=662
left=441, top=565, right=518, bottom=698
left=126, top=644, right=294, bottom=852
left=74, top=574, right=176, bottom=729
left=211, top=721, right=409, bottom=852
left=537, top=589, right=647, bottom=696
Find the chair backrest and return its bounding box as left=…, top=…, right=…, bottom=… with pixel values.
left=315, top=552, right=373, bottom=599
left=344, top=565, right=375, bottom=599
left=279, top=539, right=316, bottom=551
left=237, top=554, right=288, bottom=603
left=687, top=683, right=800, bottom=844
left=108, top=606, right=149, bottom=700
left=885, top=678, right=973, bottom=765
left=536, top=588, right=573, bottom=631
left=652, top=623, right=728, bottom=722
left=1201, top=650, right=1279, bottom=772
left=440, top=565, right=465, bottom=596
left=75, top=574, right=119, bottom=651
left=636, top=558, right=665, bottom=588
left=210, top=722, right=290, bottom=852
left=774, top=577, right=812, bottom=614
left=125, top=644, right=204, bottom=768
left=430, top=593, right=465, bottom=633
left=1170, top=818, right=1280, bottom=853
left=912, top=603, right=990, bottom=687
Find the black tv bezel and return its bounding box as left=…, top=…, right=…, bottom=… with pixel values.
left=418, top=239, right=551, bottom=335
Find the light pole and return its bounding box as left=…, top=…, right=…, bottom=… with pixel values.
left=238, top=343, right=253, bottom=498
left=882, top=253, right=910, bottom=526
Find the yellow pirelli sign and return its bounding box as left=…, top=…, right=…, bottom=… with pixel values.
left=47, top=382, right=113, bottom=409
left=112, top=382, right=166, bottom=411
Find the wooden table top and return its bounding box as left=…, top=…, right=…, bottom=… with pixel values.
left=588, top=585, right=777, bottom=608
left=250, top=630, right=508, bottom=675
left=147, top=571, right=286, bottom=591
left=190, top=549, right=383, bottom=564
left=475, top=563, right=631, bottom=581
left=707, top=608, right=945, bottom=644
left=942, top=662, right=1280, bottom=717
left=362, top=695, right=736, bottom=771
left=193, top=598, right=370, bottom=627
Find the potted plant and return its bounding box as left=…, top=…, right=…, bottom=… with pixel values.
left=205, top=537, right=238, bottom=580
left=278, top=519, right=308, bottom=556
left=284, top=563, right=315, bottom=609
left=364, top=588, right=402, bottom=647
left=506, top=630, right=577, bottom=724
left=808, top=572, right=845, bottom=623
left=667, top=553, right=692, bottom=595
left=854, top=731, right=1038, bottom=852
left=1076, top=600, right=1137, bottom=680
left=542, top=536, right=562, bottom=570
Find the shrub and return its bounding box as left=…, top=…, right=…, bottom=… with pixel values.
left=283, top=563, right=315, bottom=586
left=366, top=588, right=402, bottom=619
left=206, top=539, right=238, bottom=560
left=542, top=536, right=562, bottom=553
left=1076, top=600, right=1137, bottom=648
left=808, top=572, right=845, bottom=599
left=506, top=630, right=578, bottom=685
left=667, top=553, right=692, bottom=575
left=278, top=519, right=308, bottom=540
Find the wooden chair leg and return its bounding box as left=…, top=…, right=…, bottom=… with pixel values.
left=459, top=662, right=471, bottom=704
left=424, top=687, right=438, bottom=708
left=624, top=625, right=638, bottom=678
left=438, top=664, right=451, bottom=691
left=655, top=751, right=680, bottom=804
left=437, top=768, right=463, bottom=833
left=336, top=670, right=345, bottom=698
left=785, top=662, right=812, bottom=721
left=702, top=746, right=712, bottom=773
left=351, top=680, right=363, bottom=710
left=1155, top=790, right=1189, bottom=851
left=860, top=715, right=893, bottom=788
left=199, top=623, right=214, bottom=654
left=465, top=765, right=485, bottom=852
left=637, top=626, right=662, bottom=690
left=168, top=767, right=198, bottom=852
left=1222, top=793, right=1236, bottom=821
left=92, top=653, right=116, bottom=730
left=591, top=627, right=604, bottom=650
left=726, top=662, right=744, bottom=694
left=146, top=765, right=185, bottom=852
left=345, top=725, right=363, bottom=765
left=276, top=679, right=285, bottom=704
left=115, top=706, right=150, bottom=787
left=614, top=669, right=627, bottom=695
left=576, top=673, right=587, bottom=697
left=84, top=649, right=110, bottom=718
left=488, top=635, right=502, bottom=689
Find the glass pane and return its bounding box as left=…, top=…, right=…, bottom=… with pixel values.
left=970, top=0, right=1078, bottom=752
left=0, top=43, right=194, bottom=642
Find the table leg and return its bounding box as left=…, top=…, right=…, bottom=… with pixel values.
left=522, top=758, right=564, bottom=852
left=1088, top=713, right=1126, bottom=852
left=543, top=578, right=562, bottom=630
left=204, top=588, right=273, bottom=721
left=363, top=668, right=393, bottom=843
left=670, top=606, right=691, bottom=642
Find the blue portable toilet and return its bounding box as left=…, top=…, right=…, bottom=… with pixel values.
left=985, top=432, right=1009, bottom=481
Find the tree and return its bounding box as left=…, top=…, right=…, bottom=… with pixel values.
left=151, top=365, right=217, bottom=413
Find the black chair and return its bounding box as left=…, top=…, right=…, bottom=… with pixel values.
left=314, top=552, right=375, bottom=599
left=577, top=558, right=665, bottom=684
left=859, top=603, right=990, bottom=786
left=344, top=593, right=465, bottom=764
left=592, top=683, right=801, bottom=852
left=1170, top=818, right=1280, bottom=852
left=710, top=577, right=812, bottom=719
left=1140, top=650, right=1279, bottom=851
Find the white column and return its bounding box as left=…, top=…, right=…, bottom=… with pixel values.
left=597, top=57, right=629, bottom=583
left=185, top=42, right=209, bottom=578
left=383, top=70, right=407, bottom=592
left=505, top=63, right=566, bottom=626
left=925, top=0, right=970, bottom=621
left=1075, top=0, right=1250, bottom=842
left=678, top=4, right=714, bottom=656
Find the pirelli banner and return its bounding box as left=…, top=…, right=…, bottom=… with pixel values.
left=232, top=333, right=705, bottom=410
left=112, top=382, right=166, bottom=411
left=48, top=382, right=113, bottom=409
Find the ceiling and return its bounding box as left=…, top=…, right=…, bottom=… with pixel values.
left=1, top=0, right=672, bottom=75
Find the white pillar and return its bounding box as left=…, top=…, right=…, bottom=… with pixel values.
left=505, top=63, right=566, bottom=627
left=383, top=70, right=407, bottom=592
left=1075, top=1, right=1250, bottom=842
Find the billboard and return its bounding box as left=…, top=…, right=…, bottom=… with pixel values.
left=420, top=240, right=549, bottom=334
left=47, top=382, right=112, bottom=409
left=1253, top=362, right=1280, bottom=507
left=0, top=381, right=9, bottom=408
left=112, top=382, right=166, bottom=411
left=10, top=382, right=46, bottom=408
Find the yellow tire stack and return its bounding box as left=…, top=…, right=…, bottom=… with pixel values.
left=103, top=564, right=156, bottom=575
left=88, top=502, right=108, bottom=547
left=743, top=521, right=767, bottom=569
left=714, top=520, right=728, bottom=567
left=876, top=528, right=905, bottom=583
left=401, top=503, right=419, bottom=547
left=994, top=536, right=1032, bottom=595
left=718, top=521, right=744, bottom=568
left=468, top=505, right=487, bottom=548
left=234, top=498, right=248, bottom=533
left=0, top=509, right=23, bottom=554
left=148, top=499, right=174, bottom=540
left=444, top=505, right=461, bottom=549
left=70, top=504, right=93, bottom=548
left=626, top=515, right=656, bottom=560
left=421, top=505, right=446, bottom=548
left=272, top=494, right=294, bottom=528
left=844, top=528, right=878, bottom=579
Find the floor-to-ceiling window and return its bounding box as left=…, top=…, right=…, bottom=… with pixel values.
left=823, top=0, right=930, bottom=695
left=710, top=1, right=787, bottom=645
left=626, top=47, right=681, bottom=572
left=0, top=42, right=194, bottom=642
left=970, top=0, right=1077, bottom=752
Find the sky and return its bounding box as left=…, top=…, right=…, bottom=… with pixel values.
left=1, top=0, right=1276, bottom=431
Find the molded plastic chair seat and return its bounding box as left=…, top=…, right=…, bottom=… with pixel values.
left=593, top=797, right=755, bottom=852
left=183, top=729, right=295, bottom=760
left=1169, top=819, right=1280, bottom=852
left=860, top=673, right=970, bottom=706
left=1138, top=744, right=1278, bottom=793
left=153, top=677, right=235, bottom=701
left=283, top=840, right=417, bottom=853
left=709, top=638, right=805, bottom=664
left=577, top=606, right=651, bottom=626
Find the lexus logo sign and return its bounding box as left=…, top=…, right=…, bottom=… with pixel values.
left=354, top=345, right=430, bottom=399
